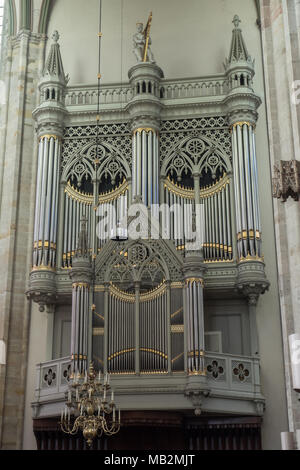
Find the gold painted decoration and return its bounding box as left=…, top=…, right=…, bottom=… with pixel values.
left=170, top=307, right=183, bottom=319
left=164, top=173, right=230, bottom=200
left=108, top=348, right=135, bottom=361
left=98, top=179, right=128, bottom=204
left=204, top=258, right=233, bottom=264
left=93, top=327, right=104, bottom=336
left=238, top=254, right=264, bottom=263
left=230, top=121, right=256, bottom=130
left=188, top=369, right=206, bottom=376
left=171, top=352, right=184, bottom=363
left=109, top=281, right=167, bottom=303
left=109, top=284, right=135, bottom=303
left=170, top=281, right=184, bottom=289
left=133, top=127, right=158, bottom=135
left=185, top=277, right=204, bottom=286
left=140, top=370, right=168, bottom=375
left=200, top=173, right=230, bottom=199
left=237, top=230, right=261, bottom=241
left=164, top=176, right=194, bottom=199
left=65, top=179, right=128, bottom=205
left=65, top=181, right=93, bottom=204
left=171, top=324, right=184, bottom=333
left=39, top=134, right=60, bottom=141
left=31, top=264, right=56, bottom=272
left=72, top=282, right=89, bottom=289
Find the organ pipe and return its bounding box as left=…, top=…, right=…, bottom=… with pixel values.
left=132, top=129, right=159, bottom=206
left=231, top=123, right=261, bottom=259
left=61, top=183, right=128, bottom=267
left=71, top=282, right=90, bottom=375
left=185, top=278, right=205, bottom=374
left=32, top=136, right=60, bottom=269
left=163, top=176, right=232, bottom=261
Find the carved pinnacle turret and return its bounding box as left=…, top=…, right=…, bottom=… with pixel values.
left=42, top=30, right=69, bottom=85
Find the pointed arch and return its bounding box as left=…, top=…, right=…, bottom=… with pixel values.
left=161, top=134, right=232, bottom=180
left=61, top=140, right=131, bottom=185
left=96, top=239, right=183, bottom=284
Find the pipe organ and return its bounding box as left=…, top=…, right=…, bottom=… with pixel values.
left=24, top=16, right=273, bottom=450
left=28, top=18, right=267, bottom=389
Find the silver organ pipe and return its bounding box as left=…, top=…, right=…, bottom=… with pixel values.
left=71, top=282, right=90, bottom=375
left=132, top=129, right=159, bottom=206
left=185, top=278, right=205, bottom=374
left=106, top=283, right=169, bottom=374
left=107, top=286, right=135, bottom=374
left=231, top=122, right=262, bottom=259
left=62, top=184, right=93, bottom=268
left=32, top=136, right=60, bottom=269
left=61, top=181, right=128, bottom=267
left=163, top=176, right=233, bottom=261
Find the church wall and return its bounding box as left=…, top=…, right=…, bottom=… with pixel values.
left=46, top=0, right=261, bottom=85
left=204, top=299, right=251, bottom=356
left=22, top=302, right=51, bottom=451
left=0, top=29, right=47, bottom=448
left=260, top=0, right=300, bottom=438
left=52, top=305, right=71, bottom=359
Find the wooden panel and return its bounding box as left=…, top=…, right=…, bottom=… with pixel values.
left=33, top=413, right=261, bottom=451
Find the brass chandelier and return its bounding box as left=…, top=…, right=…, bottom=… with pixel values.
left=60, top=362, right=121, bottom=447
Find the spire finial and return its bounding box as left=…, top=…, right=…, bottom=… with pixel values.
left=233, top=15, right=241, bottom=28
left=52, top=30, right=60, bottom=43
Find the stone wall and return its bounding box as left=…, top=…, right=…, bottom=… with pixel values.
left=260, top=0, right=300, bottom=436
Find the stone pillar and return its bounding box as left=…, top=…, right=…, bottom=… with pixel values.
left=126, top=63, right=163, bottom=207
left=0, top=26, right=47, bottom=448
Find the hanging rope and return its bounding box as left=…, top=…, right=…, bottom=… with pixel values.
left=91, top=0, right=103, bottom=337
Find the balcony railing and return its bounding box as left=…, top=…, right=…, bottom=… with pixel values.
left=35, top=352, right=261, bottom=401
left=64, top=75, right=228, bottom=110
